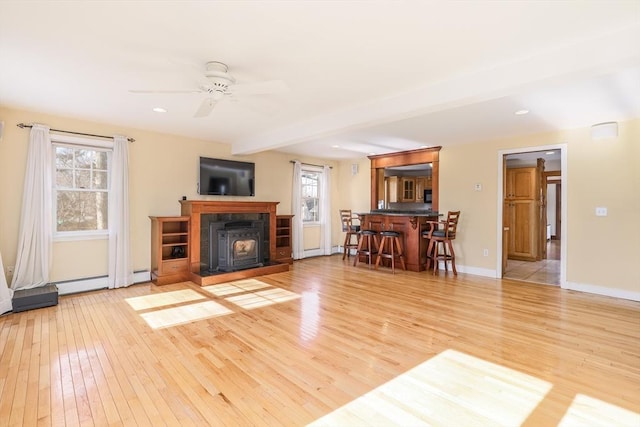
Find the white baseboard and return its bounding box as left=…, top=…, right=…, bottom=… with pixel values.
left=455, top=264, right=498, bottom=278
left=134, top=270, right=151, bottom=283
left=57, top=270, right=151, bottom=296
left=336, top=245, right=355, bottom=256
left=303, top=248, right=336, bottom=258
left=463, top=266, right=639, bottom=302
left=563, top=281, right=640, bottom=302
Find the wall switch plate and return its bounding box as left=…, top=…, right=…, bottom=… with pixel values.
left=483, top=249, right=489, bottom=257
left=595, top=207, right=608, bottom=217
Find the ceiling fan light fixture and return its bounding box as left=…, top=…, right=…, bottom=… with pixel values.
left=200, top=62, right=236, bottom=100
left=203, top=87, right=226, bottom=101
left=131, top=60, right=285, bottom=119
left=205, top=61, right=235, bottom=83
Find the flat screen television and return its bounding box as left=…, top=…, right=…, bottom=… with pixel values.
left=198, top=157, right=255, bottom=196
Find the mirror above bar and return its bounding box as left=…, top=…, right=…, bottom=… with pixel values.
left=368, top=147, right=441, bottom=212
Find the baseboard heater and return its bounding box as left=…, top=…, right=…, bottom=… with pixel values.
left=12, top=284, right=59, bottom=313
left=54, top=270, right=151, bottom=296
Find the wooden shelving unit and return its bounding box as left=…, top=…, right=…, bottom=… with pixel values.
left=150, top=216, right=190, bottom=285
left=274, top=215, right=294, bottom=264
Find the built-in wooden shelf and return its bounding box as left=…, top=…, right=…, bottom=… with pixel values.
left=275, top=215, right=294, bottom=264
left=150, top=216, right=190, bottom=285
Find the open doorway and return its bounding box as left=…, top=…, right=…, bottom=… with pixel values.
left=497, top=145, right=567, bottom=286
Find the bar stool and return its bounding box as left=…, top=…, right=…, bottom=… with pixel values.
left=423, top=211, right=460, bottom=275
left=339, top=209, right=360, bottom=260
left=354, top=230, right=379, bottom=267
left=375, top=231, right=406, bottom=273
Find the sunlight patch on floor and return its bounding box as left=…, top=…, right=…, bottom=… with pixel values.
left=558, top=394, right=640, bottom=427
left=226, top=287, right=300, bottom=310
left=308, top=349, right=552, bottom=426
left=125, top=289, right=206, bottom=311
left=133, top=280, right=300, bottom=328
left=202, top=278, right=272, bottom=297
left=140, top=300, right=233, bottom=329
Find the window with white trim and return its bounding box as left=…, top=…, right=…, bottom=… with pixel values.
left=54, top=144, right=110, bottom=236
left=301, top=169, right=321, bottom=223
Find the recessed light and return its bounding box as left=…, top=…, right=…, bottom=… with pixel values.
left=152, top=107, right=167, bottom=113
left=545, top=151, right=555, bottom=155
left=369, top=152, right=376, bottom=155
left=331, top=145, right=340, bottom=148
left=515, top=109, right=529, bottom=115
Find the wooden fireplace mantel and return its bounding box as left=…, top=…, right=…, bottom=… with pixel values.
left=179, top=200, right=287, bottom=285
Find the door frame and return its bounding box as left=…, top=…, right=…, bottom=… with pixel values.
left=544, top=172, right=562, bottom=240
left=497, top=144, right=567, bottom=286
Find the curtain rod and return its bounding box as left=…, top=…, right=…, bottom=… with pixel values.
left=17, top=123, right=135, bottom=142
left=290, top=160, right=332, bottom=169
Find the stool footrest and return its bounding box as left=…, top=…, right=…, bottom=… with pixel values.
left=374, top=233, right=406, bottom=273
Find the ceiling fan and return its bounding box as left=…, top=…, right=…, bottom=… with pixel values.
left=129, top=61, right=287, bottom=118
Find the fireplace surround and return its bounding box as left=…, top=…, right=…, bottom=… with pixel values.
left=180, top=200, right=289, bottom=285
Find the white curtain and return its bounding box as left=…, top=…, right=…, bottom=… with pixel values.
left=11, top=124, right=52, bottom=290
left=291, top=161, right=305, bottom=260
left=0, top=252, right=13, bottom=314
left=320, top=165, right=332, bottom=255
left=108, top=135, right=133, bottom=288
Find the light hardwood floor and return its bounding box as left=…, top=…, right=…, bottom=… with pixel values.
left=1, top=255, right=638, bottom=426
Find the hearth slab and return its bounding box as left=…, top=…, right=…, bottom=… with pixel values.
left=190, top=263, right=289, bottom=286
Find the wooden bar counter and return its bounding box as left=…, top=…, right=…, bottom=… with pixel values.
left=357, top=210, right=440, bottom=272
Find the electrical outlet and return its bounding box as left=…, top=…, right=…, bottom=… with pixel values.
left=595, top=207, right=608, bottom=217
left=6, top=265, right=14, bottom=275
left=474, top=183, right=482, bottom=191
left=483, top=249, right=489, bottom=257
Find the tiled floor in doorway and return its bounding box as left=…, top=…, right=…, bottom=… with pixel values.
left=504, top=240, right=560, bottom=285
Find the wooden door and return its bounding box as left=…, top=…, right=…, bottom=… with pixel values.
left=508, top=200, right=538, bottom=260
left=505, top=165, right=541, bottom=262
left=506, top=167, right=536, bottom=199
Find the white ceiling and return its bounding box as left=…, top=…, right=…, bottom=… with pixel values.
left=1, top=1, right=639, bottom=160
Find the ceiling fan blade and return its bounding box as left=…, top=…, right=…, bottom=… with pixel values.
left=231, top=79, right=289, bottom=95
left=129, top=89, right=202, bottom=94
left=194, top=98, right=217, bottom=118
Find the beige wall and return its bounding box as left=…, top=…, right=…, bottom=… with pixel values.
left=0, top=106, right=337, bottom=282
left=1, top=105, right=638, bottom=297
left=442, top=119, right=639, bottom=294
left=334, top=119, right=640, bottom=297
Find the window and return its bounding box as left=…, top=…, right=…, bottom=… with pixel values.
left=54, top=144, right=110, bottom=236
left=301, top=169, right=320, bottom=223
